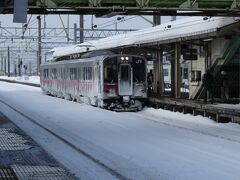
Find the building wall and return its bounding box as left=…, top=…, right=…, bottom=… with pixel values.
left=188, top=38, right=231, bottom=99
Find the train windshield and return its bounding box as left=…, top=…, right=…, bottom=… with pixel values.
left=104, top=58, right=118, bottom=83
left=132, top=57, right=146, bottom=83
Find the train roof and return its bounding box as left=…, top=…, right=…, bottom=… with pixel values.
left=50, top=16, right=240, bottom=58
left=42, top=52, right=145, bottom=67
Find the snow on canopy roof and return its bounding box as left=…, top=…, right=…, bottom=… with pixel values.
left=52, top=16, right=240, bottom=58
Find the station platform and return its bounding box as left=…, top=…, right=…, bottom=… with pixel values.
left=149, top=94, right=240, bottom=123
left=0, top=111, right=76, bottom=180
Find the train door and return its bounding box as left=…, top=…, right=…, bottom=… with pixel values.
left=118, top=64, right=133, bottom=95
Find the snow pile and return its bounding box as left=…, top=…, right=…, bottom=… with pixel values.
left=0, top=76, right=40, bottom=85
left=141, top=107, right=215, bottom=125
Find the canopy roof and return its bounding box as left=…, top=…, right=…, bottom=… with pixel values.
left=1, top=0, right=240, bottom=16
left=51, top=16, right=240, bottom=58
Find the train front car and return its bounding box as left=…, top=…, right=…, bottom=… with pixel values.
left=102, top=55, right=147, bottom=111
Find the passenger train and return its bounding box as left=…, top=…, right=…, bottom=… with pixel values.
left=40, top=50, right=147, bottom=111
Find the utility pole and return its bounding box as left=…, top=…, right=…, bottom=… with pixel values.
left=29, top=62, right=32, bottom=76
left=4, top=56, right=6, bottom=75
left=67, top=15, right=70, bottom=42
left=1, top=55, right=3, bottom=72
left=14, top=63, right=17, bottom=76
left=171, top=16, right=176, bottom=21
left=18, top=55, right=22, bottom=76
left=7, top=46, right=10, bottom=77
left=37, top=16, right=42, bottom=75
left=153, top=15, right=164, bottom=96
left=80, top=15, right=84, bottom=43
left=74, top=23, right=77, bottom=44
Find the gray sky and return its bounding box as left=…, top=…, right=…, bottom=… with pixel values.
left=0, top=14, right=176, bottom=29
left=0, top=14, right=183, bottom=73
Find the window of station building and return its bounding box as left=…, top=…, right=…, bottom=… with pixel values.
left=183, top=68, right=188, bottom=79
left=70, top=68, right=77, bottom=80
left=52, top=68, right=57, bottom=79
left=43, top=69, right=49, bottom=78
left=104, top=58, right=117, bottom=83
left=164, top=55, right=171, bottom=63
left=132, top=58, right=146, bottom=82
left=163, top=68, right=169, bottom=76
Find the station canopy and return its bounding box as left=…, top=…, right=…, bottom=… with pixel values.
left=1, top=0, right=240, bottom=16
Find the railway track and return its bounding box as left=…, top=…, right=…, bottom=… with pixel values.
left=0, top=98, right=128, bottom=180
left=1, top=78, right=240, bottom=145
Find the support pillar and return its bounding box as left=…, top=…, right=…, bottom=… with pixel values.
left=4, top=56, right=6, bottom=75
left=1, top=56, right=3, bottom=72
left=171, top=43, right=181, bottom=98
left=29, top=62, right=32, bottom=76
left=37, top=16, right=42, bottom=75
left=79, top=15, right=84, bottom=43
left=153, top=48, right=164, bottom=95
left=74, top=23, right=77, bottom=44
left=153, top=15, right=161, bottom=94
left=7, top=46, right=10, bottom=77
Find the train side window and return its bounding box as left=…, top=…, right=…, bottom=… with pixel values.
left=87, top=67, right=92, bottom=80
left=104, top=65, right=117, bottom=83
left=104, top=58, right=117, bottom=83
left=83, top=67, right=86, bottom=80
left=78, top=67, right=82, bottom=81
left=61, top=68, right=64, bottom=79
left=70, top=68, right=77, bottom=80
left=43, top=69, right=49, bottom=78
left=52, top=68, right=57, bottom=79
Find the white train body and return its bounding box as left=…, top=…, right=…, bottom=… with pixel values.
left=40, top=50, right=147, bottom=111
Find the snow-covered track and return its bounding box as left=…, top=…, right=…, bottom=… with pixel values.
left=0, top=78, right=40, bottom=87
left=0, top=98, right=127, bottom=180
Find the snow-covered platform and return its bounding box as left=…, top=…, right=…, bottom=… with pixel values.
left=149, top=95, right=240, bottom=123
left=0, top=111, right=76, bottom=180
left=0, top=76, right=40, bottom=87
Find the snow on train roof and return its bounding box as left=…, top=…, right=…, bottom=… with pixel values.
left=52, top=16, right=240, bottom=58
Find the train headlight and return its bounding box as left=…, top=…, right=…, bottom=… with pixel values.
left=121, top=57, right=125, bottom=61
left=125, top=57, right=129, bottom=61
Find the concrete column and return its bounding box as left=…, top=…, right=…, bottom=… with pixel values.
left=79, top=15, right=84, bottom=43
left=171, top=43, right=181, bottom=98
left=29, top=62, right=32, bottom=76
left=37, top=16, right=42, bottom=75
left=153, top=15, right=161, bottom=94
left=153, top=15, right=161, bottom=26
left=174, top=43, right=181, bottom=98
left=153, top=48, right=164, bottom=95
left=7, top=46, right=10, bottom=77
left=74, top=23, right=77, bottom=44
left=0, top=56, right=2, bottom=72
left=171, top=16, right=176, bottom=21
left=4, top=56, right=6, bottom=75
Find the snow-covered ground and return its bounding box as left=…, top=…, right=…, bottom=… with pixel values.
left=0, top=75, right=40, bottom=85
left=1, top=81, right=240, bottom=180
